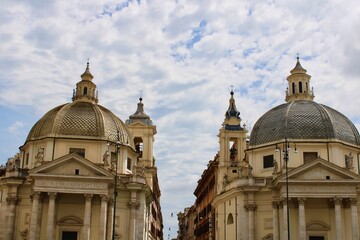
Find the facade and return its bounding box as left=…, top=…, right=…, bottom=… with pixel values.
left=193, top=155, right=218, bottom=240
left=0, top=63, right=163, bottom=240
left=177, top=206, right=195, bottom=240
left=186, top=58, right=360, bottom=240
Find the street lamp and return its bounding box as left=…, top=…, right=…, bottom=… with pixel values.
left=275, top=138, right=297, bottom=240
left=107, top=131, right=121, bottom=240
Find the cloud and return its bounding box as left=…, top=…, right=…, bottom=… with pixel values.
left=7, top=121, right=25, bottom=134
left=1, top=0, right=360, bottom=237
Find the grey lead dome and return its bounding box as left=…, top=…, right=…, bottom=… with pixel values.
left=249, top=100, right=360, bottom=146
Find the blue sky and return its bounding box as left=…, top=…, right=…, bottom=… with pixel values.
left=1, top=0, right=360, bottom=238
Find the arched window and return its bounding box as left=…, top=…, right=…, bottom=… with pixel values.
left=134, top=137, right=143, bottom=158
left=292, top=82, right=296, bottom=94
left=299, top=82, right=303, bottom=93
left=84, top=87, right=88, bottom=96
left=227, top=213, right=234, bottom=225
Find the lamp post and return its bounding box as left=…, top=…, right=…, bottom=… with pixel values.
left=108, top=130, right=121, bottom=240
left=276, top=138, right=297, bottom=240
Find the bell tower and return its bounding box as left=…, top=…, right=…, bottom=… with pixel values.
left=72, top=61, right=98, bottom=103
left=285, top=57, right=314, bottom=102
left=217, top=90, right=248, bottom=193
left=126, top=97, right=157, bottom=187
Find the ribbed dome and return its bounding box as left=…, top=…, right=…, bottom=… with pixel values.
left=26, top=101, right=135, bottom=149
left=249, top=100, right=360, bottom=146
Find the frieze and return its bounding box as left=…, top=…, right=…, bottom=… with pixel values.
left=35, top=179, right=108, bottom=190
left=290, top=185, right=355, bottom=193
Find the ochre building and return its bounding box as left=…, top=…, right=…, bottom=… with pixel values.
left=0, top=63, right=163, bottom=240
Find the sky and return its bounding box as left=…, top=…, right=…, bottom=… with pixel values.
left=1, top=0, right=360, bottom=238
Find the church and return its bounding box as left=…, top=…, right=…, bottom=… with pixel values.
left=183, top=58, right=360, bottom=240
left=0, top=63, right=163, bottom=240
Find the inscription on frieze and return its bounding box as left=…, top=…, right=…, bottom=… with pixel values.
left=35, top=179, right=107, bottom=190
left=291, top=186, right=354, bottom=193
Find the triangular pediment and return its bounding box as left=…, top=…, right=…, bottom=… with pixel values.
left=29, top=153, right=113, bottom=178
left=276, top=158, right=360, bottom=183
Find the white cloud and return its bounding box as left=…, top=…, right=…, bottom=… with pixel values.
left=7, top=121, right=25, bottom=134
left=1, top=0, right=360, bottom=237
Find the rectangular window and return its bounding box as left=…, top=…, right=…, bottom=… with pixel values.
left=25, top=153, right=29, bottom=165
left=127, top=158, right=132, bottom=170
left=303, top=152, right=317, bottom=164
left=263, top=155, right=274, bottom=168
left=69, top=148, right=85, bottom=157
left=111, top=152, right=117, bottom=162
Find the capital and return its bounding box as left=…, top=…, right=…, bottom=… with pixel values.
left=84, top=194, right=93, bottom=202
left=127, top=200, right=140, bottom=209
left=48, top=192, right=57, bottom=200
left=6, top=196, right=20, bottom=205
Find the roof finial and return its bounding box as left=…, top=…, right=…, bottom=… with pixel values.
left=296, top=53, right=299, bottom=62
left=230, top=85, right=234, bottom=96
left=139, top=89, right=143, bottom=102
left=87, top=58, right=90, bottom=68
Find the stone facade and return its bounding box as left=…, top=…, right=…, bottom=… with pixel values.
left=184, top=59, right=360, bottom=240
left=0, top=63, right=163, bottom=240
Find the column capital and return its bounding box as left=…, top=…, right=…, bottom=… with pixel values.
left=48, top=192, right=57, bottom=200
left=244, top=203, right=257, bottom=211
left=272, top=201, right=280, bottom=209
left=108, top=198, right=114, bottom=206
left=6, top=196, right=20, bottom=205
left=31, top=191, right=41, bottom=201
left=334, top=197, right=343, bottom=205
left=100, top=194, right=109, bottom=202
left=298, top=197, right=306, bottom=205
left=84, top=194, right=93, bottom=202
left=127, top=200, right=140, bottom=209
left=350, top=198, right=358, bottom=205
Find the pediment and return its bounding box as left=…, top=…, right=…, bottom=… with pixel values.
left=29, top=153, right=113, bottom=178
left=276, top=158, right=360, bottom=182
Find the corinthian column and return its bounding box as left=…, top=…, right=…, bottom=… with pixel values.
left=272, top=201, right=279, bottom=240
left=246, top=203, right=256, bottom=240
left=298, top=198, right=306, bottom=240
left=46, top=192, right=57, bottom=240
left=350, top=198, right=359, bottom=240
left=128, top=199, right=140, bottom=240
left=283, top=200, right=288, bottom=239
left=334, top=197, right=343, bottom=240
left=98, top=194, right=108, bottom=240
left=83, top=194, right=93, bottom=240
left=5, top=196, right=19, bottom=240
left=106, top=198, right=114, bottom=240
left=29, top=192, right=41, bottom=240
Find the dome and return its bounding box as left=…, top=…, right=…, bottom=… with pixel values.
left=25, top=62, right=135, bottom=149
left=249, top=100, right=360, bottom=146
left=25, top=101, right=135, bottom=148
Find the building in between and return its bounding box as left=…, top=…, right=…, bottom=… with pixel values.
left=0, top=63, right=163, bottom=240
left=180, top=58, right=360, bottom=240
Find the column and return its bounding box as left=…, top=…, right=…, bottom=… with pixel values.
left=5, top=196, right=19, bottom=240
left=106, top=198, right=114, bottom=240
left=272, top=201, right=279, bottom=240
left=298, top=198, right=306, bottom=240
left=334, top=197, right=343, bottom=240
left=46, top=192, right=57, bottom=240
left=283, top=200, right=288, bottom=239
left=36, top=197, right=44, bottom=240
left=128, top=191, right=139, bottom=240
left=237, top=197, right=246, bottom=240
left=29, top=192, right=41, bottom=240
left=83, top=194, right=93, bottom=240
left=98, top=194, right=108, bottom=240
left=350, top=198, right=359, bottom=240
left=247, top=203, right=256, bottom=240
